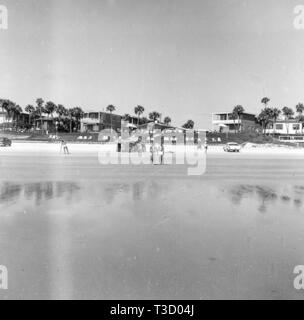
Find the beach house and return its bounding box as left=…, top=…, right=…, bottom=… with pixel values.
left=0, top=110, right=29, bottom=129
left=80, top=112, right=138, bottom=132
left=265, top=120, right=304, bottom=135
left=212, top=112, right=259, bottom=133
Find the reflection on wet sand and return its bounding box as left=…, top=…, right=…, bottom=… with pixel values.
left=100, top=180, right=164, bottom=204
left=0, top=180, right=165, bottom=208
left=1, top=172, right=304, bottom=299
left=0, top=182, right=80, bottom=206
left=225, top=184, right=303, bottom=212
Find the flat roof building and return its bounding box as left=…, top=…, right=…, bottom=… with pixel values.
left=212, top=112, right=259, bottom=133
left=81, top=112, right=139, bottom=133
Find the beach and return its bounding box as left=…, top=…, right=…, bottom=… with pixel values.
left=3, top=141, right=304, bottom=156
left=1, top=142, right=304, bottom=299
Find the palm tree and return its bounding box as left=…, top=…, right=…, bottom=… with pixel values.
left=35, top=98, right=45, bottom=130
left=283, top=107, right=293, bottom=134
left=0, top=99, right=7, bottom=114
left=296, top=103, right=304, bottom=116
left=3, top=100, right=17, bottom=129
left=164, top=116, right=171, bottom=125
left=0, top=100, right=10, bottom=129
left=45, top=101, right=57, bottom=119
left=296, top=103, right=304, bottom=133
left=258, top=108, right=272, bottom=136
left=149, top=111, right=161, bottom=122
left=72, top=107, right=84, bottom=132
left=57, top=104, right=66, bottom=124
left=106, top=104, right=116, bottom=131
left=261, top=97, right=270, bottom=108
left=67, top=108, right=74, bottom=133
left=14, top=105, right=22, bottom=129
left=282, top=106, right=294, bottom=120
left=45, top=101, right=57, bottom=132
left=271, top=107, right=281, bottom=136
left=282, top=106, right=294, bottom=134
left=182, top=120, right=194, bottom=129
left=25, top=104, right=35, bottom=128
left=232, top=105, right=245, bottom=132
left=134, top=105, right=145, bottom=126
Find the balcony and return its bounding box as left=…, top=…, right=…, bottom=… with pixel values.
left=212, top=119, right=241, bottom=125
left=81, top=118, right=100, bottom=124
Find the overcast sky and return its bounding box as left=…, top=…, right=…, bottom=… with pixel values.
left=1, top=0, right=304, bottom=129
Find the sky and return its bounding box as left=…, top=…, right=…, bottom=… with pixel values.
left=1, top=0, right=304, bottom=129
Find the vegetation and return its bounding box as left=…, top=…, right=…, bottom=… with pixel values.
left=1, top=97, right=178, bottom=133
left=257, top=107, right=273, bottom=136
left=182, top=120, right=194, bottom=129
left=148, top=111, right=161, bottom=122
left=261, top=97, right=270, bottom=108
left=232, top=105, right=244, bottom=133
left=134, top=105, right=145, bottom=125
left=272, top=107, right=281, bottom=135
left=164, top=116, right=172, bottom=125
left=282, top=106, right=294, bottom=120
left=106, top=104, right=116, bottom=131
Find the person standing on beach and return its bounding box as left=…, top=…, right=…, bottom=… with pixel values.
left=61, top=140, right=70, bottom=155
left=160, top=143, right=164, bottom=164
left=197, top=138, right=203, bottom=150
left=204, top=138, right=208, bottom=154
left=150, top=143, right=154, bottom=164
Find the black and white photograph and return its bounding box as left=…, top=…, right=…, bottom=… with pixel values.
left=1, top=0, right=304, bottom=302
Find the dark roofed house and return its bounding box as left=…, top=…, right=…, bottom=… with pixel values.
left=80, top=112, right=138, bottom=133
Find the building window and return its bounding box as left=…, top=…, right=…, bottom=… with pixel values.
left=293, top=124, right=300, bottom=131
left=275, top=124, right=283, bottom=130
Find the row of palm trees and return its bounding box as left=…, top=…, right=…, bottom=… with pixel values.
left=1, top=98, right=195, bottom=132
left=229, top=97, right=304, bottom=135
left=257, top=98, right=304, bottom=135
left=121, top=107, right=171, bottom=126
left=0, top=99, right=23, bottom=129
left=0, top=98, right=84, bottom=132
left=110, top=104, right=194, bottom=129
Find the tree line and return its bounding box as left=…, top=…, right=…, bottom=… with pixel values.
left=121, top=106, right=194, bottom=129
left=229, top=98, right=304, bottom=135
left=0, top=98, right=84, bottom=133
left=0, top=99, right=195, bottom=132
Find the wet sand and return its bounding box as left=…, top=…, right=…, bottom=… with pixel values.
left=1, top=144, right=304, bottom=299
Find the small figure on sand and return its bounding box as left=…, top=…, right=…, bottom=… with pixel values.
left=150, top=142, right=163, bottom=165
left=204, top=138, right=208, bottom=154
left=160, top=143, right=164, bottom=164
left=197, top=138, right=203, bottom=150
left=150, top=143, right=154, bottom=164
left=60, top=140, right=70, bottom=154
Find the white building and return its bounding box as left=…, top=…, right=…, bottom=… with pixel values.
left=265, top=120, right=304, bottom=135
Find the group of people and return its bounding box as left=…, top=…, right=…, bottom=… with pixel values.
left=150, top=143, right=165, bottom=165
left=59, top=137, right=207, bottom=159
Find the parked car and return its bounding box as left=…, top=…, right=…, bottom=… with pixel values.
left=223, top=142, right=241, bottom=152
left=0, top=137, right=12, bottom=147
